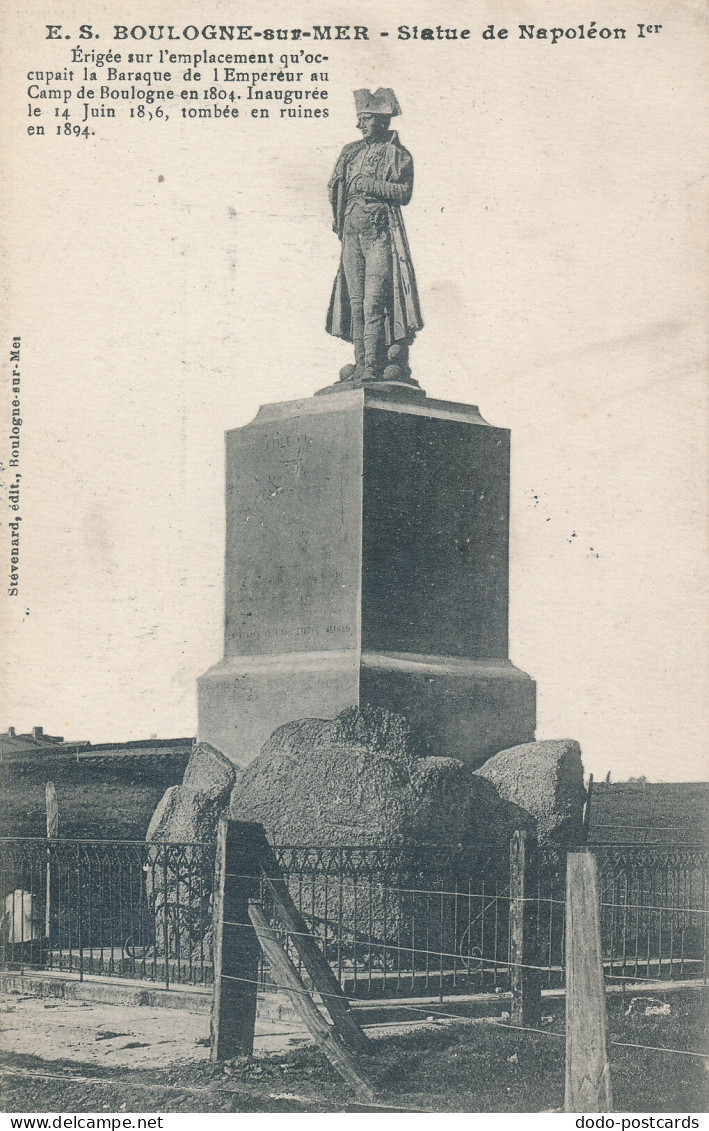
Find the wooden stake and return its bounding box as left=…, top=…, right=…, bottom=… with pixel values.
left=258, top=844, right=370, bottom=1053
left=45, top=782, right=58, bottom=938
left=583, top=774, right=594, bottom=844
left=509, top=828, right=541, bottom=1028
left=565, top=850, right=613, bottom=1112
left=210, top=821, right=263, bottom=1061
left=248, top=902, right=377, bottom=1104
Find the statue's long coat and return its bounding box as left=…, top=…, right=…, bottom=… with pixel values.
left=326, top=131, right=423, bottom=345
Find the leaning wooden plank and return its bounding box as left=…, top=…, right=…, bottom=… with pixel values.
left=258, top=844, right=370, bottom=1053
left=564, top=850, right=613, bottom=1112
left=248, top=902, right=377, bottom=1104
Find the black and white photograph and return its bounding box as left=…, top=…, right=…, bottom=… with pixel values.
left=1, top=0, right=707, bottom=1119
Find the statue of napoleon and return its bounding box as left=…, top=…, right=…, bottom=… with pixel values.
left=326, top=88, right=423, bottom=384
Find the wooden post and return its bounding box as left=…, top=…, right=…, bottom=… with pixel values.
left=45, top=783, right=58, bottom=939
left=248, top=903, right=377, bottom=1103
left=565, top=850, right=613, bottom=1112
left=210, top=820, right=263, bottom=1061
left=582, top=774, right=594, bottom=845
left=509, top=828, right=541, bottom=1027
left=211, top=819, right=369, bottom=1061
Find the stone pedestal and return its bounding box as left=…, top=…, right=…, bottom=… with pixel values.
left=198, top=386, right=535, bottom=767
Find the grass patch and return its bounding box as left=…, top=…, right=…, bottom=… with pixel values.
left=2, top=989, right=706, bottom=1112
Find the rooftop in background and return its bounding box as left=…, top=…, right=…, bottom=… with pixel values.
left=0, top=728, right=195, bottom=760
left=0, top=735, right=196, bottom=838
left=0, top=725, right=76, bottom=750
left=588, top=780, right=709, bottom=845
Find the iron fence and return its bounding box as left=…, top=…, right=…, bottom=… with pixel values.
left=590, top=822, right=709, bottom=845
left=266, top=843, right=515, bottom=998
left=0, top=838, right=215, bottom=987
left=594, top=843, right=708, bottom=983
left=263, top=842, right=707, bottom=998
left=0, top=836, right=706, bottom=997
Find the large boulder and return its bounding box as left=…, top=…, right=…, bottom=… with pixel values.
left=181, top=742, right=236, bottom=801
left=474, top=739, right=586, bottom=845
left=228, top=706, right=533, bottom=847
left=146, top=784, right=224, bottom=845
left=229, top=707, right=534, bottom=965
left=145, top=743, right=237, bottom=964
left=146, top=742, right=236, bottom=844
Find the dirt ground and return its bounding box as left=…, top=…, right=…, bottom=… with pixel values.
left=1, top=988, right=707, bottom=1113
left=0, top=993, right=316, bottom=1069
left=1, top=996, right=212, bottom=1071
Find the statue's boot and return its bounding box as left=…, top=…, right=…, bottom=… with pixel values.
left=353, top=333, right=365, bottom=371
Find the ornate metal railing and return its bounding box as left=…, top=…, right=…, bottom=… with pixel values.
left=268, top=843, right=513, bottom=998
left=594, top=843, right=708, bottom=983
left=0, top=837, right=705, bottom=996
left=0, top=838, right=215, bottom=988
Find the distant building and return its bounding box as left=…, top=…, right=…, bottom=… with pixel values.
left=0, top=726, right=88, bottom=752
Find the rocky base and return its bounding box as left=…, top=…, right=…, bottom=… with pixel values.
left=145, top=743, right=237, bottom=962
left=148, top=714, right=586, bottom=852
left=228, top=706, right=533, bottom=847
left=146, top=743, right=236, bottom=844
left=475, top=738, right=586, bottom=845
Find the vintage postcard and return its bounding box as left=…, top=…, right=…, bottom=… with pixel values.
left=1, top=0, right=707, bottom=1118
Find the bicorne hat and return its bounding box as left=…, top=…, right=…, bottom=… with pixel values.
left=353, top=88, right=401, bottom=116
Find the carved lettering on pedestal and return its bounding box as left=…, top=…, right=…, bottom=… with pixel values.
left=251, top=432, right=314, bottom=452
left=235, top=623, right=353, bottom=645
left=225, top=409, right=360, bottom=658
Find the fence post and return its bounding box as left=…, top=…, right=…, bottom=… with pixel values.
left=565, top=849, right=613, bottom=1112
left=509, top=828, right=541, bottom=1027
left=45, top=783, right=58, bottom=940
left=161, top=850, right=170, bottom=990
left=582, top=774, right=594, bottom=844
left=73, top=841, right=84, bottom=981
left=210, top=820, right=263, bottom=1061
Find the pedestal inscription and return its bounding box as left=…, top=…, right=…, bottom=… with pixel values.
left=225, top=404, right=361, bottom=657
